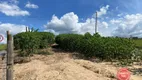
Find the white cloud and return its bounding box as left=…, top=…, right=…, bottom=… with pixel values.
left=93, top=5, right=109, bottom=18
left=102, top=22, right=108, bottom=28
left=112, top=14, right=142, bottom=37
left=44, top=12, right=108, bottom=36
left=110, top=19, right=122, bottom=24
left=44, top=12, right=142, bottom=37
left=0, top=2, right=30, bottom=16
left=43, top=4, right=142, bottom=37
left=44, top=12, right=81, bottom=34
left=25, top=1, right=39, bottom=9
left=0, top=23, right=27, bottom=44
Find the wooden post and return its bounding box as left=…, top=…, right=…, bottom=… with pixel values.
left=95, top=12, right=98, bottom=34
left=6, top=31, right=13, bottom=80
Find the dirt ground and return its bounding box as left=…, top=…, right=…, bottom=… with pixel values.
left=1, top=48, right=142, bottom=80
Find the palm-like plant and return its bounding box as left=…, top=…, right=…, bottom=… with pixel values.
left=27, top=27, right=39, bottom=32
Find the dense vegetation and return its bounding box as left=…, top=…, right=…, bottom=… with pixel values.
left=56, top=33, right=142, bottom=65
left=13, top=31, right=142, bottom=65
left=14, top=32, right=55, bottom=56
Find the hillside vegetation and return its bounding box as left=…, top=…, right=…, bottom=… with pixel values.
left=13, top=32, right=142, bottom=66
left=56, top=33, right=142, bottom=65
left=5, top=32, right=142, bottom=80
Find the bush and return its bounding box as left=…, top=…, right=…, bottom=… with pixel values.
left=131, top=48, right=142, bottom=62
left=84, top=32, right=92, bottom=39
left=14, top=32, right=55, bottom=55
left=55, top=33, right=137, bottom=64
left=55, top=34, right=84, bottom=51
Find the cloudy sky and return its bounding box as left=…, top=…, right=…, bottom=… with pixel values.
left=0, top=0, right=142, bottom=43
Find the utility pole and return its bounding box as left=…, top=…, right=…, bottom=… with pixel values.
left=95, top=12, right=98, bottom=34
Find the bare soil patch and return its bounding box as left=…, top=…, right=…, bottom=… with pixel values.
left=1, top=48, right=142, bottom=80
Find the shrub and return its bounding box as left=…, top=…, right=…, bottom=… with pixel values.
left=55, top=34, right=84, bottom=51
left=84, top=32, right=92, bottom=39
left=55, top=33, right=136, bottom=64
left=14, top=32, right=55, bottom=56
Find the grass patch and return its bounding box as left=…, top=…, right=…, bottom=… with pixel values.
left=133, top=39, right=142, bottom=49
left=0, top=44, right=6, bottom=51
left=133, top=39, right=142, bottom=47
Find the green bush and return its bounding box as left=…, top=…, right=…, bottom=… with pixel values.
left=55, top=34, right=84, bottom=51
left=14, top=32, right=55, bottom=55
left=38, top=32, right=55, bottom=48
left=84, top=32, right=92, bottom=39
left=55, top=33, right=136, bottom=63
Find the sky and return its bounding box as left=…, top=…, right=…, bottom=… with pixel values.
left=0, top=0, right=142, bottom=43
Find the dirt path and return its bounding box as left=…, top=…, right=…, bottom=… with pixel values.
left=1, top=48, right=142, bottom=80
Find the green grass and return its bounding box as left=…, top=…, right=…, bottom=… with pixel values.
left=0, top=44, right=6, bottom=51
left=133, top=39, right=142, bottom=48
